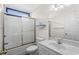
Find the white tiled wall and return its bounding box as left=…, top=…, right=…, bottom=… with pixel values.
left=49, top=4, right=79, bottom=42
left=64, top=5, right=79, bottom=41
left=36, top=19, right=49, bottom=39
left=32, top=4, right=79, bottom=42
left=31, top=4, right=50, bottom=19
left=50, top=4, right=79, bottom=42
left=32, top=4, right=65, bottom=40
left=32, top=5, right=50, bottom=40
left=50, top=15, right=64, bottom=39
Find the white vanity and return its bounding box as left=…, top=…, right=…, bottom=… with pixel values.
left=38, top=40, right=79, bottom=55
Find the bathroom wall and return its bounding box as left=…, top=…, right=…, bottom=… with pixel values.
left=32, top=4, right=65, bottom=39
left=0, top=12, right=3, bottom=52
left=36, top=19, right=49, bottom=39
left=64, top=5, right=79, bottom=42
left=50, top=4, right=79, bottom=42
left=0, top=4, right=3, bottom=52
left=31, top=4, right=50, bottom=19
left=32, top=5, right=50, bottom=39
left=32, top=4, right=79, bottom=42
left=48, top=8, right=65, bottom=39
left=50, top=14, right=64, bottom=39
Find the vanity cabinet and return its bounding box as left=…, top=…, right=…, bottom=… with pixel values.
left=38, top=44, right=61, bottom=55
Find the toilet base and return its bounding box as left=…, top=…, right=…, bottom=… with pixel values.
left=26, top=50, right=39, bottom=55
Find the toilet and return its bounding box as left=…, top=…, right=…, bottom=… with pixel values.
left=26, top=45, right=38, bottom=55
left=26, top=37, right=45, bottom=55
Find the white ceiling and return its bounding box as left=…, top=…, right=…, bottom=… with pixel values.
left=5, top=4, right=40, bottom=13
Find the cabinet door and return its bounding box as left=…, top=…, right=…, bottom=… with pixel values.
left=38, top=44, right=61, bottom=55
left=39, top=46, right=49, bottom=55
left=47, top=49, right=61, bottom=55
left=4, top=15, right=22, bottom=49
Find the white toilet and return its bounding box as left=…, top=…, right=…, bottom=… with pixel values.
left=26, top=37, right=45, bottom=55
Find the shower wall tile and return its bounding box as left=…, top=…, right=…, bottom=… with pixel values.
left=36, top=19, right=49, bottom=39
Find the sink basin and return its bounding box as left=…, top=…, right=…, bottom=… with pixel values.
left=49, top=42, right=66, bottom=50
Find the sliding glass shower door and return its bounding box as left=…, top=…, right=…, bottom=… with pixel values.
left=4, top=14, right=35, bottom=50
left=4, top=14, right=22, bottom=49
left=22, top=18, right=35, bottom=44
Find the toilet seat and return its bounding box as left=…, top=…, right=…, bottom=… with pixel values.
left=26, top=45, right=38, bottom=53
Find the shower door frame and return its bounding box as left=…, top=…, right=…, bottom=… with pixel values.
left=3, top=13, right=36, bottom=51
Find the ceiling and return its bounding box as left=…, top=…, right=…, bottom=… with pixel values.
left=5, top=4, right=41, bottom=13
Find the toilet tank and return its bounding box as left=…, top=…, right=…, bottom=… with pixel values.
left=36, top=37, right=45, bottom=42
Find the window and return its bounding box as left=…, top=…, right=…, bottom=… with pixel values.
left=5, top=7, right=30, bottom=17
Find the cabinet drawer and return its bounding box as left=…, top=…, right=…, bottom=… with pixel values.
left=48, top=49, right=61, bottom=55
left=39, top=49, right=49, bottom=55
left=38, top=44, right=50, bottom=55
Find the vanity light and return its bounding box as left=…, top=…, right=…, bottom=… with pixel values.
left=51, top=5, right=55, bottom=9
left=64, top=4, right=71, bottom=6
left=54, top=8, right=58, bottom=11
left=51, top=4, right=59, bottom=11
left=58, top=5, right=64, bottom=9
left=50, top=4, right=65, bottom=11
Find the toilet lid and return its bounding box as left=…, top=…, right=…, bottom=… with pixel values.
left=26, top=45, right=38, bottom=52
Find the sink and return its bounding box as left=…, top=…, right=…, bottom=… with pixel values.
left=39, top=40, right=79, bottom=55
left=49, top=42, right=66, bottom=50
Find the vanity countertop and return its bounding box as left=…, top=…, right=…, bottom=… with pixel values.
left=38, top=40, right=79, bottom=55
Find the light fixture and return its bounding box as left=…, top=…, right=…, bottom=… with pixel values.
left=50, top=4, right=65, bottom=11
left=51, top=5, right=55, bottom=9
left=54, top=8, right=58, bottom=11
left=58, top=5, right=64, bottom=9
left=64, top=4, right=71, bottom=6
